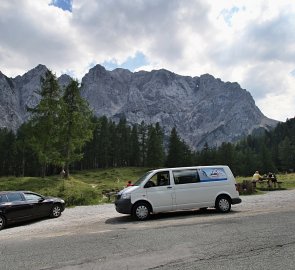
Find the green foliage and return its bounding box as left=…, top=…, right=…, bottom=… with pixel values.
left=146, top=123, right=165, bottom=167
left=58, top=80, right=94, bottom=176
left=17, top=72, right=94, bottom=178
left=166, top=127, right=193, bottom=167
left=0, top=168, right=294, bottom=207
left=26, top=71, right=62, bottom=176
left=0, top=167, right=150, bottom=206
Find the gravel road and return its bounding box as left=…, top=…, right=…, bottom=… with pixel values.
left=1, top=189, right=295, bottom=239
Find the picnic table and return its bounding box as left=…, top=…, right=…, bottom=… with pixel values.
left=255, top=178, right=283, bottom=189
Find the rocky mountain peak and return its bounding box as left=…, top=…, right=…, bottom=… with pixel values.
left=0, top=65, right=279, bottom=149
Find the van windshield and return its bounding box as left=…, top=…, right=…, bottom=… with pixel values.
left=133, top=171, right=152, bottom=186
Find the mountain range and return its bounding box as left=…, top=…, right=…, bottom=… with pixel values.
left=0, top=64, right=278, bottom=150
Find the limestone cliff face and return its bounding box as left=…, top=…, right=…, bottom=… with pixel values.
left=0, top=71, right=22, bottom=131
left=0, top=64, right=278, bottom=149
left=81, top=65, right=278, bottom=149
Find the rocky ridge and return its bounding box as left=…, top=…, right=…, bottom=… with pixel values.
left=0, top=64, right=278, bottom=149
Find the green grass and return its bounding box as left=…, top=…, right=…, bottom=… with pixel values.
left=0, top=168, right=294, bottom=206
left=236, top=173, right=295, bottom=193
left=0, top=167, right=151, bottom=206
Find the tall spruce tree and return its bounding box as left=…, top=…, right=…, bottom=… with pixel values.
left=58, top=79, right=93, bottom=177
left=146, top=123, right=165, bottom=167
left=129, top=125, right=141, bottom=166
left=97, top=116, right=111, bottom=168
left=27, top=70, right=61, bottom=177
left=166, top=127, right=183, bottom=167
left=138, top=121, right=148, bottom=166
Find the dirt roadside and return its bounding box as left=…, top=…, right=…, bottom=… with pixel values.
left=1, top=189, right=294, bottom=240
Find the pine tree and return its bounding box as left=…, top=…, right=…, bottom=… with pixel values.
left=146, top=124, right=164, bottom=167
left=278, top=136, right=294, bottom=171
left=138, top=121, right=148, bottom=166
left=166, top=127, right=183, bottom=167
left=129, top=125, right=140, bottom=166
left=58, top=79, right=93, bottom=177
left=97, top=116, right=111, bottom=168
left=27, top=70, right=62, bottom=177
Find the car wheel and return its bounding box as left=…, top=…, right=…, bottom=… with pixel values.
left=132, top=202, right=150, bottom=221
left=50, top=204, right=62, bottom=218
left=0, top=215, right=6, bottom=230
left=215, top=196, right=231, bottom=213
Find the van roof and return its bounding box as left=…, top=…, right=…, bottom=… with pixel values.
left=151, top=165, right=228, bottom=172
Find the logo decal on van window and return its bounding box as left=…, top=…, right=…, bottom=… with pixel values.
left=198, top=168, right=227, bottom=182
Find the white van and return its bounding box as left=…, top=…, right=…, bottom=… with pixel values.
left=115, top=165, right=242, bottom=220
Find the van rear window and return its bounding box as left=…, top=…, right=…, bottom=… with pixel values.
left=198, top=168, right=228, bottom=182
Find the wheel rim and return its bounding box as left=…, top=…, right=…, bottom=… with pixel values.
left=0, top=216, right=4, bottom=228
left=52, top=206, right=61, bottom=217
left=219, top=198, right=230, bottom=212
left=136, top=205, right=149, bottom=219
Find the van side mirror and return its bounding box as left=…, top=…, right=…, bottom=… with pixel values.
left=144, top=181, right=154, bottom=188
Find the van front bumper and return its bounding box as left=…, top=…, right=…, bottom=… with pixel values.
left=115, top=198, right=133, bottom=214
left=232, top=198, right=242, bottom=205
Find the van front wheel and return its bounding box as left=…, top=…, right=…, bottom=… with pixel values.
left=132, top=202, right=150, bottom=221
left=216, top=196, right=231, bottom=213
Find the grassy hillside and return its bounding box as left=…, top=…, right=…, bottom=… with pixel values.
left=0, top=167, right=150, bottom=206
left=0, top=168, right=295, bottom=206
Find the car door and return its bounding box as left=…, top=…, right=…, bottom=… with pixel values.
left=4, top=192, right=33, bottom=222
left=145, top=171, right=175, bottom=213
left=23, top=192, right=52, bottom=218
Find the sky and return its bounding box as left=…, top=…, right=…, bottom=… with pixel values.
left=0, top=0, right=294, bottom=122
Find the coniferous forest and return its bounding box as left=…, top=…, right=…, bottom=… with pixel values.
left=0, top=70, right=294, bottom=178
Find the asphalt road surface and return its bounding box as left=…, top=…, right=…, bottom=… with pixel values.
left=1, top=190, right=295, bottom=270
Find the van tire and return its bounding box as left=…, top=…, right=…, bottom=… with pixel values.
left=132, top=202, right=150, bottom=221
left=0, top=215, right=6, bottom=230
left=215, top=196, right=231, bottom=213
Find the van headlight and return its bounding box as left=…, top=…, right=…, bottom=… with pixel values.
left=122, top=193, right=131, bottom=199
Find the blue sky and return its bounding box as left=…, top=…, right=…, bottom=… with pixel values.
left=102, top=52, right=149, bottom=72
left=50, top=0, right=72, bottom=12
left=0, top=0, right=294, bottom=121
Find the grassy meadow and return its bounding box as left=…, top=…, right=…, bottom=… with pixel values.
left=0, top=167, right=295, bottom=206
left=0, top=167, right=149, bottom=206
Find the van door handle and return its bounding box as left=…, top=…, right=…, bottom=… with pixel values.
left=167, top=186, right=172, bottom=189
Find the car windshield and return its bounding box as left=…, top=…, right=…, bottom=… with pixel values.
left=133, top=171, right=153, bottom=186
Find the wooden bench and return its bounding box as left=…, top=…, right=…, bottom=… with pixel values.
left=256, top=180, right=283, bottom=189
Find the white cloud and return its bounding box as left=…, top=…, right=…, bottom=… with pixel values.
left=0, top=0, right=295, bottom=121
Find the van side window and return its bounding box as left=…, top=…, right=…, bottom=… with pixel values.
left=147, top=171, right=170, bottom=187
left=173, top=170, right=200, bottom=184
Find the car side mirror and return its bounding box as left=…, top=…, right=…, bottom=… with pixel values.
left=38, top=198, right=45, bottom=202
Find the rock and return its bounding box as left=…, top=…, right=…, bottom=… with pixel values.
left=0, top=64, right=278, bottom=149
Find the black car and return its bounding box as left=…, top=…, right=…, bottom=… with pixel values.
left=0, top=191, right=65, bottom=230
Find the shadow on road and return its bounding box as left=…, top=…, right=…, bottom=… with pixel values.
left=105, top=208, right=238, bottom=225
left=2, top=217, right=50, bottom=231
